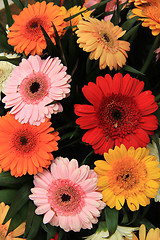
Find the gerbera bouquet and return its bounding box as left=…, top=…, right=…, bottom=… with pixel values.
left=0, top=0, right=160, bottom=239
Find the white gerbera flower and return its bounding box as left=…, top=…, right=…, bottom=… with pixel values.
left=147, top=139, right=160, bottom=202
left=84, top=225, right=139, bottom=240
left=0, top=52, right=18, bottom=97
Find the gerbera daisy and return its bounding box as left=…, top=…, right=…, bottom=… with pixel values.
left=29, top=157, right=106, bottom=232
left=0, top=113, right=60, bottom=177
left=147, top=139, right=160, bottom=202
left=0, top=53, right=18, bottom=98
left=84, top=225, right=138, bottom=240
left=94, top=144, right=160, bottom=211
left=7, top=1, right=66, bottom=56
left=76, top=17, right=130, bottom=70
left=2, top=55, right=71, bottom=126
left=62, top=6, right=91, bottom=31
left=0, top=202, right=26, bottom=240
left=131, top=224, right=160, bottom=240
left=131, top=0, right=160, bottom=36
left=74, top=73, right=158, bottom=155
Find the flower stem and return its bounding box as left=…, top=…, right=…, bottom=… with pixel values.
left=140, top=34, right=160, bottom=74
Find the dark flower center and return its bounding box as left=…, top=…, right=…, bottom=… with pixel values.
left=103, top=33, right=110, bottom=42
left=61, top=193, right=71, bottom=202
left=20, top=73, right=49, bottom=104
left=97, top=94, right=141, bottom=139
left=30, top=82, right=40, bottom=94
left=20, top=136, right=28, bottom=145
left=111, top=109, right=122, bottom=120
left=12, top=128, right=37, bottom=154
left=30, top=21, right=39, bottom=29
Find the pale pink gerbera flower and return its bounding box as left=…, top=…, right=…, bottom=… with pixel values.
left=2, top=55, right=71, bottom=126
left=29, top=157, right=106, bottom=232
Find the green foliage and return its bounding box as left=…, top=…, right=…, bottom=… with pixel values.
left=104, top=207, right=119, bottom=236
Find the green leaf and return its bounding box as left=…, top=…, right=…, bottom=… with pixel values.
left=104, top=206, right=119, bottom=236
left=40, top=25, right=59, bottom=57
left=26, top=214, right=42, bottom=240
left=121, top=16, right=139, bottom=31
left=121, top=23, right=141, bottom=41
left=8, top=203, right=28, bottom=233
left=0, top=172, right=31, bottom=187
left=4, top=184, right=31, bottom=223
left=58, top=228, right=64, bottom=240
left=0, top=189, right=17, bottom=204
left=24, top=201, right=37, bottom=238
left=3, top=0, right=14, bottom=27
left=11, top=0, right=25, bottom=9
left=41, top=222, right=57, bottom=236
left=0, top=32, right=13, bottom=52
left=123, top=65, right=145, bottom=76
left=0, top=23, right=7, bottom=37
left=51, top=22, right=67, bottom=66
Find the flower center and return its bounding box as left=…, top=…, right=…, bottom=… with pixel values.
left=19, top=72, right=50, bottom=104
left=111, top=108, right=122, bottom=120
left=97, top=94, right=141, bottom=139
left=48, top=179, right=85, bottom=216
left=107, top=156, right=148, bottom=197
left=20, top=136, right=28, bottom=145
left=61, top=193, right=71, bottom=202
left=30, top=21, right=39, bottom=29
left=25, top=17, right=50, bottom=40
left=11, top=127, right=37, bottom=154
left=103, top=33, right=110, bottom=42
left=30, top=82, right=40, bottom=93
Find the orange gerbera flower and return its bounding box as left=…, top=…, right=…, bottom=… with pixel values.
left=131, top=0, right=160, bottom=35
left=7, top=1, right=65, bottom=56
left=76, top=17, right=130, bottom=70
left=0, top=113, right=60, bottom=177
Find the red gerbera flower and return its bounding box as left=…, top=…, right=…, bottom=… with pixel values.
left=74, top=73, right=158, bottom=155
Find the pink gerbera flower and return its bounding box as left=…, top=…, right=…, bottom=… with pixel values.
left=2, top=55, right=71, bottom=126
left=29, top=157, right=106, bottom=232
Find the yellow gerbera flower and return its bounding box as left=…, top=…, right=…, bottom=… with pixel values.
left=130, top=224, right=160, bottom=240
left=62, top=6, right=91, bottom=31
left=94, top=144, right=160, bottom=211
left=131, top=0, right=160, bottom=36
left=0, top=202, right=26, bottom=240
left=76, top=17, right=130, bottom=70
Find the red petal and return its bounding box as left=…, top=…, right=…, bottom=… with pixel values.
left=96, top=74, right=113, bottom=97
left=74, top=104, right=95, bottom=116
left=82, top=82, right=102, bottom=107
left=140, top=115, right=158, bottom=130
left=135, top=91, right=158, bottom=115
left=112, top=73, right=123, bottom=94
